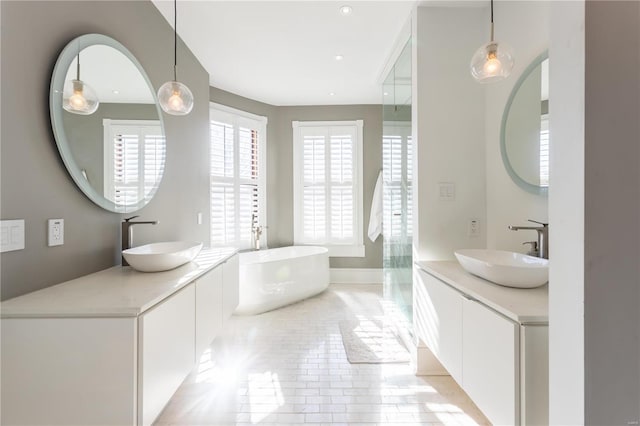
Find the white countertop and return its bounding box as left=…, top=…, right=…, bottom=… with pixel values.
left=1, top=248, right=238, bottom=319
left=416, top=261, right=548, bottom=324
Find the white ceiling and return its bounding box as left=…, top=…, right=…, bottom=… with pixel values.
left=151, top=1, right=416, bottom=106
left=67, top=45, right=155, bottom=104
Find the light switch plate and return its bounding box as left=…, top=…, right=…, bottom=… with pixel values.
left=48, top=219, right=64, bottom=247
left=438, top=182, right=456, bottom=201
left=1, top=220, right=25, bottom=252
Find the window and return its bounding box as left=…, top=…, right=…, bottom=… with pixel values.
left=210, top=103, right=267, bottom=249
left=539, top=114, right=549, bottom=187
left=382, top=122, right=412, bottom=241
left=292, top=120, right=364, bottom=257
left=103, top=119, right=165, bottom=211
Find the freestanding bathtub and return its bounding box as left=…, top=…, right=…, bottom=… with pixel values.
left=235, top=246, right=330, bottom=315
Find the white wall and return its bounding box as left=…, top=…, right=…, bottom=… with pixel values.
left=548, top=2, right=585, bottom=423
left=412, top=5, right=486, bottom=261
left=485, top=1, right=550, bottom=253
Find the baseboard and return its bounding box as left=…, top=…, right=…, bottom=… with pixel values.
left=330, top=268, right=383, bottom=284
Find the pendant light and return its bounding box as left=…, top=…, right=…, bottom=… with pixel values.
left=62, top=46, right=99, bottom=115
left=157, top=0, right=194, bottom=115
left=470, top=0, right=514, bottom=83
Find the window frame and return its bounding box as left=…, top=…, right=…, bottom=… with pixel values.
left=292, top=120, right=364, bottom=257
left=209, top=102, right=267, bottom=249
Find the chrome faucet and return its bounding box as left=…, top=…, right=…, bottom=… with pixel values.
left=122, top=216, right=159, bottom=266
left=508, top=220, right=549, bottom=259
left=251, top=214, right=266, bottom=250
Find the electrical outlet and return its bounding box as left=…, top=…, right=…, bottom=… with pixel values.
left=468, top=218, right=480, bottom=237
left=48, top=219, right=64, bottom=247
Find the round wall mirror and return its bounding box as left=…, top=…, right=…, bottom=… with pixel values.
left=50, top=34, right=166, bottom=213
left=501, top=52, right=549, bottom=195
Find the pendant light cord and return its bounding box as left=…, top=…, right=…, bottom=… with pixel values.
left=76, top=41, right=81, bottom=80
left=490, top=0, right=494, bottom=24
left=490, top=0, right=495, bottom=42
left=173, top=0, right=178, bottom=81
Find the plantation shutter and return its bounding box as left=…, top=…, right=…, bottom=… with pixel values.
left=382, top=124, right=412, bottom=241
left=330, top=132, right=354, bottom=241
left=539, top=114, right=549, bottom=187
left=210, top=106, right=265, bottom=249
left=113, top=130, right=140, bottom=206
left=106, top=120, right=165, bottom=210
left=303, top=133, right=326, bottom=241
left=210, top=120, right=235, bottom=245
left=293, top=121, right=363, bottom=256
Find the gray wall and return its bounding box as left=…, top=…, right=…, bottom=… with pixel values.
left=1, top=1, right=210, bottom=300
left=63, top=103, right=159, bottom=193
left=209, top=87, right=383, bottom=269
left=274, top=105, right=383, bottom=269
left=1, top=1, right=384, bottom=301
left=584, top=1, right=640, bottom=423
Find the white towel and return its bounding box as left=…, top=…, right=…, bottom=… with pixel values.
left=367, top=170, right=383, bottom=242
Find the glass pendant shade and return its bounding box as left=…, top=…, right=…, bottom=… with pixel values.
left=157, top=80, right=194, bottom=115
left=158, top=0, right=193, bottom=116
left=62, top=79, right=99, bottom=115
left=471, top=41, right=514, bottom=83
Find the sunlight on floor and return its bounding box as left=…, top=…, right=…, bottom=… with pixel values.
left=155, top=284, right=489, bottom=425
left=247, top=372, right=285, bottom=423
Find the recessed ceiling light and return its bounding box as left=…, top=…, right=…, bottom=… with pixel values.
left=112, top=90, right=120, bottom=94
left=329, top=92, right=336, bottom=96
left=340, top=5, right=352, bottom=15
left=383, top=92, right=389, bottom=96
left=335, top=55, right=344, bottom=61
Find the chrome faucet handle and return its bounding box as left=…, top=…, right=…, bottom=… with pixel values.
left=527, top=219, right=548, bottom=227
left=523, top=241, right=539, bottom=256
left=124, top=215, right=140, bottom=222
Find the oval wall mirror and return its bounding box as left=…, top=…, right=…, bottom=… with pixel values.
left=501, top=52, right=549, bottom=195
left=50, top=34, right=166, bottom=213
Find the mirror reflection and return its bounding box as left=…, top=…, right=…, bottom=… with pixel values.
left=382, top=39, right=413, bottom=323
left=501, top=55, right=549, bottom=194
left=51, top=35, right=166, bottom=213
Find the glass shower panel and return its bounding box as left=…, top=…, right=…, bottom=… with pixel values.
left=382, top=39, right=413, bottom=325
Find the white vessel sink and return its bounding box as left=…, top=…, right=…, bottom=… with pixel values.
left=123, top=241, right=203, bottom=272
left=454, top=249, right=548, bottom=289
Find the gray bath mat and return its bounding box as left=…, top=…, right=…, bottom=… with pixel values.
left=338, top=319, right=410, bottom=364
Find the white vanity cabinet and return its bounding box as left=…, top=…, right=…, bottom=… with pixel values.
left=462, top=297, right=519, bottom=425
left=195, top=253, right=240, bottom=357
left=1, top=316, right=138, bottom=425
left=415, top=262, right=548, bottom=426
left=222, top=253, right=239, bottom=320
left=1, top=248, right=238, bottom=426
left=139, top=285, right=196, bottom=426
left=414, top=268, right=463, bottom=383
left=195, top=266, right=224, bottom=357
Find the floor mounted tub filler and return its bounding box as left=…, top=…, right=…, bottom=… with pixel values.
left=236, top=246, right=330, bottom=315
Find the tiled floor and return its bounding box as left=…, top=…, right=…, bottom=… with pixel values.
left=155, top=284, right=490, bottom=425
